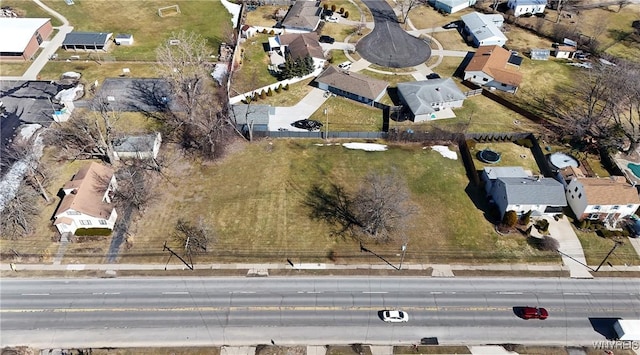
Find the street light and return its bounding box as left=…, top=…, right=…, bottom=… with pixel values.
left=399, top=243, right=407, bottom=270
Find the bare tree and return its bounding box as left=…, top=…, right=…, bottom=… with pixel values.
left=44, top=96, right=119, bottom=164
left=156, top=30, right=237, bottom=159
left=111, top=162, right=155, bottom=211
left=397, top=0, right=424, bottom=24
left=608, top=60, right=640, bottom=152
left=352, top=171, right=416, bottom=243
left=2, top=132, right=51, bottom=203
left=172, top=217, right=215, bottom=256
left=0, top=181, right=39, bottom=239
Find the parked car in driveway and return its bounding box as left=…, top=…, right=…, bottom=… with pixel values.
left=518, top=306, right=548, bottom=320
left=319, top=35, right=335, bottom=44
left=338, top=61, right=351, bottom=70
left=326, top=15, right=339, bottom=23
left=380, top=310, right=409, bottom=323
left=291, top=119, right=323, bottom=131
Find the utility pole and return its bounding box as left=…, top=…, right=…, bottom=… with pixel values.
left=163, top=241, right=194, bottom=270
left=594, top=240, right=623, bottom=272
left=399, top=243, right=407, bottom=270
left=324, top=108, right=328, bottom=141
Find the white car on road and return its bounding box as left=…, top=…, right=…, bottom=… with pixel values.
left=381, top=310, right=409, bottom=323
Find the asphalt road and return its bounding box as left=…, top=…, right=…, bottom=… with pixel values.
left=1, top=277, right=639, bottom=348
left=356, top=0, right=431, bottom=68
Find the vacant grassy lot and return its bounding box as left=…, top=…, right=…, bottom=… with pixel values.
left=308, top=96, right=382, bottom=131
left=1, top=0, right=64, bottom=26
left=0, top=61, right=32, bottom=77
left=38, top=61, right=160, bottom=83
left=41, top=0, right=231, bottom=61
left=105, top=139, right=558, bottom=265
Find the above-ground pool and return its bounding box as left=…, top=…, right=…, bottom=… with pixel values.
left=628, top=163, right=640, bottom=179
left=548, top=152, right=579, bottom=170
left=478, top=149, right=501, bottom=164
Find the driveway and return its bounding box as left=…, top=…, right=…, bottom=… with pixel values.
left=269, top=88, right=328, bottom=131
left=355, top=0, right=431, bottom=68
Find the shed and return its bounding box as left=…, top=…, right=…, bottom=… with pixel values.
left=530, top=48, right=550, bottom=60
left=114, top=33, right=134, bottom=46
left=62, top=32, right=113, bottom=50
left=230, top=104, right=273, bottom=133
left=113, top=132, right=162, bottom=161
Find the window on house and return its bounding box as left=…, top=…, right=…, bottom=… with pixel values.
left=574, top=187, right=578, bottom=192
left=578, top=193, right=582, bottom=199
left=612, top=206, right=619, bottom=210
left=99, top=220, right=108, bottom=225
left=80, top=220, right=92, bottom=226
left=67, top=211, right=80, bottom=215
left=588, top=213, right=600, bottom=220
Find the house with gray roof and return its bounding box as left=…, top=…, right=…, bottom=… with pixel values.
left=314, top=66, right=389, bottom=106
left=461, top=12, right=507, bottom=47
left=113, top=132, right=162, bottom=161
left=281, top=0, right=321, bottom=32
left=396, top=78, right=466, bottom=122
left=62, top=31, right=113, bottom=51
left=490, top=176, right=566, bottom=219
left=230, top=104, right=274, bottom=134
left=481, top=166, right=529, bottom=195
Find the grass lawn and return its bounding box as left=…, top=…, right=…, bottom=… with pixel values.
left=308, top=96, right=382, bottom=131
left=471, top=142, right=543, bottom=174
left=1, top=0, right=64, bottom=26
left=430, top=31, right=473, bottom=51
left=394, top=346, right=471, bottom=354
left=0, top=61, right=32, bottom=77
left=503, top=25, right=553, bottom=54
left=231, top=34, right=279, bottom=95
left=252, top=78, right=315, bottom=107
left=38, top=61, right=160, bottom=83
left=244, top=5, right=281, bottom=27
left=574, top=230, right=640, bottom=266
left=111, top=140, right=558, bottom=265
left=389, top=94, right=540, bottom=134
left=430, top=56, right=466, bottom=78
left=407, top=5, right=477, bottom=30
left=41, top=0, right=231, bottom=61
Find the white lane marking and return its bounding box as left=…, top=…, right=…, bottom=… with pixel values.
left=162, top=291, right=188, bottom=295
left=21, top=293, right=50, bottom=296
left=362, top=291, right=387, bottom=294
left=497, top=292, right=523, bottom=295
left=430, top=292, right=442, bottom=294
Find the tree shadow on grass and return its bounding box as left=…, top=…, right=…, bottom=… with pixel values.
left=302, top=182, right=360, bottom=240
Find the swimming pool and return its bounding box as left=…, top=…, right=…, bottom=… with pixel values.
left=628, top=162, right=640, bottom=179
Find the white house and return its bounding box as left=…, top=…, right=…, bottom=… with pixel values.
left=507, top=0, right=547, bottom=17
left=490, top=176, right=566, bottom=219
left=565, top=176, right=640, bottom=225
left=113, top=132, right=162, bottom=161
left=464, top=45, right=523, bottom=93
left=461, top=12, right=507, bottom=47
left=429, top=0, right=477, bottom=14
left=396, top=78, right=467, bottom=122
left=53, top=162, right=118, bottom=235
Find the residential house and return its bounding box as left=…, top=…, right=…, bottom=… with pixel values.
left=481, top=166, right=529, bottom=195
left=268, top=33, right=326, bottom=69
left=429, top=0, right=477, bottom=14
left=553, top=45, right=576, bottom=59
left=0, top=18, right=53, bottom=60
left=230, top=104, right=273, bottom=134
left=461, top=12, right=507, bottom=47
left=62, top=31, right=113, bottom=51
left=53, top=162, right=118, bottom=235
left=113, top=132, right=162, bottom=161
left=489, top=176, right=566, bottom=219
left=464, top=45, right=523, bottom=93
left=565, top=176, right=640, bottom=225
left=507, top=0, right=547, bottom=17
left=314, top=66, right=389, bottom=106
left=281, top=0, right=321, bottom=32
left=396, top=78, right=467, bottom=122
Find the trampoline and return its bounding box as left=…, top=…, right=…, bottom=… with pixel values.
left=478, top=149, right=502, bottom=164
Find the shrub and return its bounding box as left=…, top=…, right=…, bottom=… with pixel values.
left=253, top=92, right=259, bottom=101
left=267, top=87, right=273, bottom=96
left=262, top=29, right=268, bottom=34
left=259, top=89, right=266, bottom=99
left=502, top=210, right=518, bottom=227
left=269, top=29, right=275, bottom=35
left=519, top=210, right=532, bottom=226
left=466, top=139, right=477, bottom=150
left=244, top=96, right=252, bottom=104
left=331, top=4, right=336, bottom=11
left=283, top=83, right=289, bottom=90
left=344, top=10, right=349, bottom=18
left=339, top=7, right=344, bottom=13
left=323, top=4, right=328, bottom=10
left=274, top=84, right=281, bottom=93
left=74, top=228, right=112, bottom=236
left=535, top=219, right=549, bottom=233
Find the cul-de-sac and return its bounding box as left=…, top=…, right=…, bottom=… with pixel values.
left=1, top=0, right=640, bottom=354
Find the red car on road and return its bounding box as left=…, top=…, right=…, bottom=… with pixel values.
left=520, top=306, right=549, bottom=320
